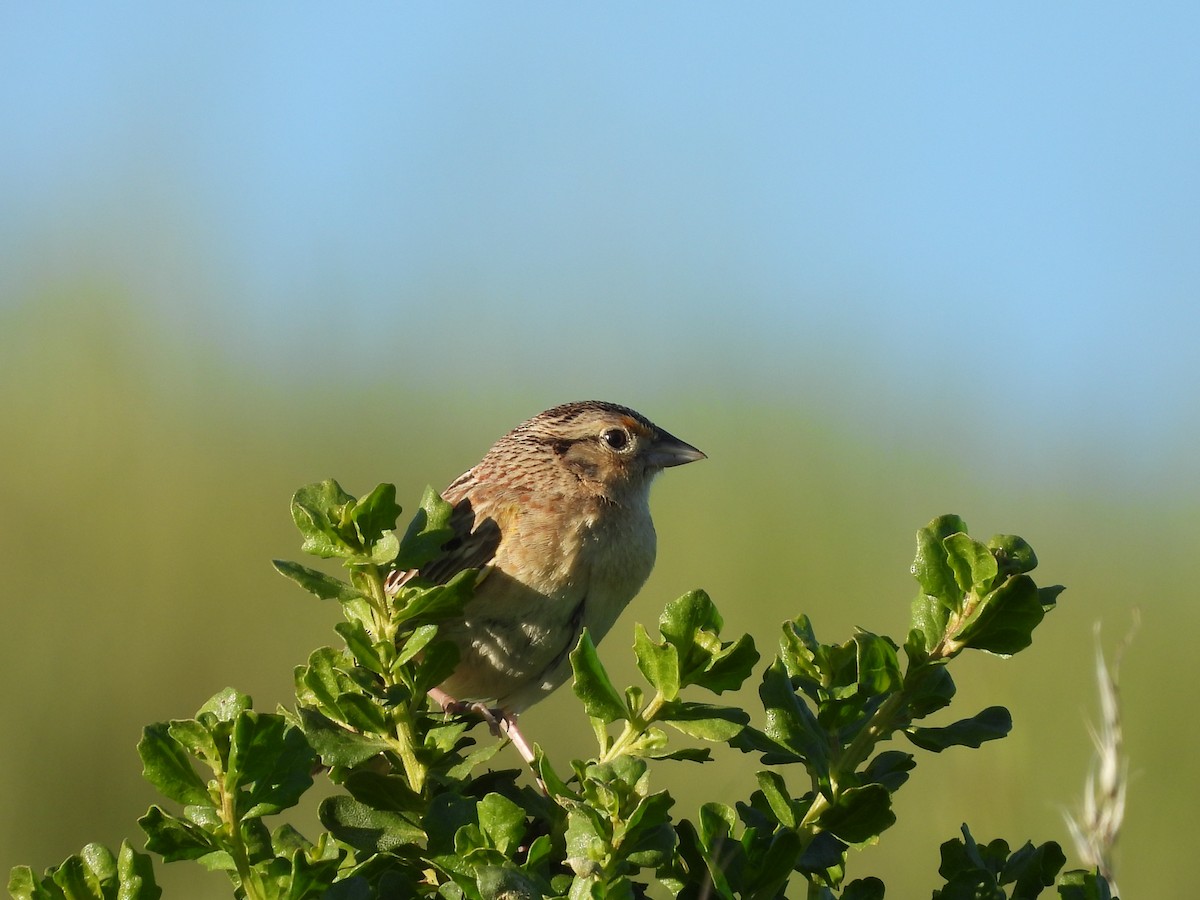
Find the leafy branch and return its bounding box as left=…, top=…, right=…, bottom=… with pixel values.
left=9, top=484, right=1116, bottom=900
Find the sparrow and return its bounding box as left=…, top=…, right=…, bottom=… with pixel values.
left=385, top=400, right=704, bottom=761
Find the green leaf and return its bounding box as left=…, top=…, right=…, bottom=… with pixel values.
left=21, top=845, right=128, bottom=900
left=936, top=825, right=1009, bottom=897
left=564, top=808, right=607, bottom=877
left=952, top=575, right=1047, bottom=656
left=534, top=749, right=577, bottom=801
left=755, top=770, right=797, bottom=828
left=275, top=850, right=344, bottom=900
left=50, top=855, right=99, bottom=900
left=413, top=639, right=461, bottom=695
left=779, top=615, right=822, bottom=685
left=364, top=532, right=400, bottom=567
left=817, top=784, right=895, bottom=845
left=79, top=844, right=117, bottom=888
left=696, top=801, right=737, bottom=852
left=988, top=533, right=1039, bottom=576
left=862, top=750, right=916, bottom=792
left=622, top=792, right=676, bottom=868
left=290, top=480, right=358, bottom=559
left=659, top=590, right=721, bottom=663
left=738, top=660, right=828, bottom=773
left=698, top=632, right=760, bottom=694
left=477, top=793, right=527, bottom=855
left=162, top=719, right=218, bottom=764
left=394, top=485, right=456, bottom=571
left=911, top=515, right=969, bottom=606
left=392, top=570, right=476, bottom=627
left=651, top=591, right=757, bottom=696
left=1040, top=584, right=1066, bottom=610
left=646, top=745, right=712, bottom=762
left=227, top=712, right=315, bottom=819
left=138, top=806, right=219, bottom=863
left=842, top=878, right=886, bottom=900
left=793, top=830, right=845, bottom=878
left=343, top=771, right=425, bottom=816
left=633, top=623, right=681, bottom=700
left=6, top=844, right=155, bottom=900
left=476, top=867, right=544, bottom=900
left=333, top=693, right=391, bottom=736
left=335, top=620, right=386, bottom=674
left=583, top=755, right=649, bottom=800
left=422, top=720, right=470, bottom=755
left=910, top=596, right=950, bottom=654
left=943, top=532, right=999, bottom=595
left=906, top=706, right=1012, bottom=752
left=395, top=623, right=440, bottom=668
left=676, top=808, right=739, bottom=898
left=935, top=826, right=1066, bottom=900
left=271, top=560, right=366, bottom=605
left=197, top=687, right=252, bottom=723
left=319, top=796, right=425, bottom=853
left=5, top=867, right=44, bottom=900
left=524, top=833, right=554, bottom=870
left=115, top=840, right=161, bottom=900
left=623, top=790, right=675, bottom=839
left=1002, top=839, right=1066, bottom=896
left=1056, top=869, right=1114, bottom=900
left=658, top=700, right=748, bottom=741
left=903, top=654, right=957, bottom=718
left=138, top=724, right=211, bottom=807
left=295, top=648, right=352, bottom=713
left=349, top=482, right=402, bottom=547
left=853, top=631, right=902, bottom=695
left=424, top=793, right=478, bottom=857
left=267, top=823, right=311, bottom=857
left=569, top=630, right=627, bottom=724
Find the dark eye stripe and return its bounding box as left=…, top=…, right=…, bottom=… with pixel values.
left=544, top=436, right=584, bottom=457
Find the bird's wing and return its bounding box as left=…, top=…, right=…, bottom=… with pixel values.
left=384, top=492, right=502, bottom=595
left=418, top=497, right=502, bottom=585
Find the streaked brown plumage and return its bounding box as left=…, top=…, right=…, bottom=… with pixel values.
left=386, top=401, right=704, bottom=761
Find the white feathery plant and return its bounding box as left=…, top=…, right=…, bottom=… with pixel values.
left=1065, top=611, right=1138, bottom=894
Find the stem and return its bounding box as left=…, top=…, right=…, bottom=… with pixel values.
left=598, top=693, right=667, bottom=764
left=218, top=775, right=262, bottom=900
left=936, top=587, right=984, bottom=660
left=796, top=691, right=908, bottom=833
left=838, top=692, right=908, bottom=778
left=363, top=563, right=397, bottom=645
left=795, top=591, right=981, bottom=835
left=360, top=563, right=428, bottom=793
left=389, top=718, right=426, bottom=794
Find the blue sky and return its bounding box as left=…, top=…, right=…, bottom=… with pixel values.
left=3, top=5, right=1198, bottom=479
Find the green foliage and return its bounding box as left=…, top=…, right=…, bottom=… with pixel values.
left=8, top=842, right=160, bottom=900
left=10, top=489, right=1116, bottom=899
left=933, top=825, right=1075, bottom=900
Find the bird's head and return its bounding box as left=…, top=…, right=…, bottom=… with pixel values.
left=517, top=401, right=705, bottom=499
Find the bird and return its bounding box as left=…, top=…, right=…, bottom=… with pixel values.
left=385, top=400, right=705, bottom=763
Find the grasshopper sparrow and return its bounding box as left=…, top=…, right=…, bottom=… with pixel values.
left=386, top=401, right=704, bottom=761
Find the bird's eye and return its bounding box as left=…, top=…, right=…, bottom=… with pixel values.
left=601, top=427, right=630, bottom=451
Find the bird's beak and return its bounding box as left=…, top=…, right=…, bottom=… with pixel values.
left=648, top=429, right=707, bottom=468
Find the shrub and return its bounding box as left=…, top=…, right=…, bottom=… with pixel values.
left=9, top=482, right=1116, bottom=900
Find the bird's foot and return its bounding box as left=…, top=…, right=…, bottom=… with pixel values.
left=428, top=688, right=537, bottom=766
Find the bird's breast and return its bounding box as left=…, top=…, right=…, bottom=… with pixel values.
left=443, top=490, right=658, bottom=710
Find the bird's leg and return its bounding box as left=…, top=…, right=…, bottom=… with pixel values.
left=496, top=712, right=536, bottom=766
left=427, top=688, right=537, bottom=766
left=428, top=686, right=468, bottom=715
left=429, top=687, right=502, bottom=734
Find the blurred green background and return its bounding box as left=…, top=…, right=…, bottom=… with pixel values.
left=3, top=5, right=1196, bottom=897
